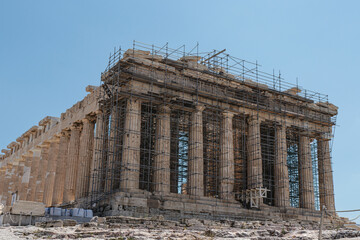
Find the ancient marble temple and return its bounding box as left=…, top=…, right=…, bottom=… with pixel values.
left=0, top=42, right=338, bottom=222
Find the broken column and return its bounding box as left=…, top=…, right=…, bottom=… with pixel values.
left=188, top=105, right=205, bottom=196
left=247, top=115, right=263, bottom=189
left=52, top=130, right=70, bottom=205
left=219, top=111, right=235, bottom=200
left=26, top=148, right=41, bottom=201
left=153, top=105, right=171, bottom=193
left=274, top=124, right=290, bottom=207
left=43, top=136, right=60, bottom=206
left=63, top=123, right=82, bottom=203
left=76, top=116, right=95, bottom=199
left=120, top=98, right=141, bottom=191
left=34, top=142, right=50, bottom=202
left=298, top=134, right=315, bottom=210
left=317, top=134, right=335, bottom=212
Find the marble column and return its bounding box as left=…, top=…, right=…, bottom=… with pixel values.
left=52, top=130, right=70, bottom=206
left=120, top=98, right=142, bottom=191
left=14, top=159, right=26, bottom=200
left=18, top=153, right=33, bottom=200
left=43, top=137, right=60, bottom=206
left=247, top=115, right=263, bottom=189
left=34, top=143, right=50, bottom=202
left=317, top=135, right=335, bottom=212
left=299, top=134, right=315, bottom=210
left=188, top=105, right=205, bottom=196
left=219, top=111, right=235, bottom=200
left=76, top=116, right=95, bottom=199
left=0, top=167, right=6, bottom=203
left=88, top=110, right=106, bottom=195
left=274, top=125, right=290, bottom=207
left=63, top=123, right=82, bottom=203
left=105, top=107, right=119, bottom=192
left=153, top=105, right=171, bottom=193
left=5, top=164, right=16, bottom=206
left=1, top=165, right=11, bottom=205
left=26, top=149, right=41, bottom=201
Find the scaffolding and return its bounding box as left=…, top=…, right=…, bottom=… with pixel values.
left=88, top=41, right=337, bottom=218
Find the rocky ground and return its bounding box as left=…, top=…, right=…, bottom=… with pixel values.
left=0, top=215, right=359, bottom=239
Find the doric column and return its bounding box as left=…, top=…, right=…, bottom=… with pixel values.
left=88, top=110, right=107, bottom=195
left=219, top=111, right=235, bottom=200
left=52, top=130, right=70, bottom=205
left=0, top=167, right=6, bottom=203
left=75, top=116, right=95, bottom=199
left=247, top=115, right=263, bottom=189
left=63, top=123, right=82, bottom=203
left=5, top=164, right=16, bottom=206
left=34, top=143, right=50, bottom=202
left=153, top=105, right=171, bottom=193
left=274, top=125, right=290, bottom=207
left=317, top=135, right=335, bottom=212
left=26, top=149, right=41, bottom=201
left=120, top=98, right=141, bottom=191
left=299, top=134, right=315, bottom=210
left=188, top=105, right=205, bottom=196
left=14, top=159, right=26, bottom=199
left=18, top=153, right=33, bottom=200
left=43, top=136, right=60, bottom=206
left=105, top=107, right=119, bottom=192
left=1, top=165, right=11, bottom=205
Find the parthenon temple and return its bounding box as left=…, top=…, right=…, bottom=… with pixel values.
left=0, top=42, right=338, bottom=221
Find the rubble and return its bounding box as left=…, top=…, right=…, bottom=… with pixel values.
left=0, top=216, right=358, bottom=239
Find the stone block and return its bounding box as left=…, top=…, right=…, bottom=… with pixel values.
left=61, top=208, right=71, bottom=216
left=90, top=216, right=106, bottom=223
left=63, top=219, right=77, bottom=226
left=163, top=200, right=184, bottom=211
left=49, top=207, right=62, bottom=216
left=147, top=199, right=160, bottom=208
left=71, top=208, right=85, bottom=217
left=84, top=209, right=93, bottom=218
left=36, top=220, right=63, bottom=228
left=11, top=201, right=45, bottom=216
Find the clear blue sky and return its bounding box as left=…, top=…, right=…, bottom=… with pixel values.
left=1, top=0, right=359, bottom=222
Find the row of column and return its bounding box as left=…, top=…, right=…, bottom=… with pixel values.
left=109, top=99, right=335, bottom=212
left=0, top=115, right=96, bottom=207
left=247, top=116, right=335, bottom=211
left=0, top=98, right=335, bottom=213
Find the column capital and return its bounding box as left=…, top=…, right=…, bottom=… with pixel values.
left=21, top=152, right=33, bottom=158
left=222, top=110, right=235, bottom=118
left=48, top=135, right=61, bottom=143
left=85, top=114, right=97, bottom=123
left=38, top=141, right=51, bottom=148
left=275, top=123, right=286, bottom=129
left=317, top=133, right=332, bottom=141
left=299, top=131, right=312, bottom=137
left=158, top=105, right=171, bottom=114
left=70, top=122, right=83, bottom=131
left=195, top=104, right=205, bottom=112
left=94, top=109, right=103, bottom=115
left=60, top=129, right=71, bottom=138
left=248, top=114, right=261, bottom=123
